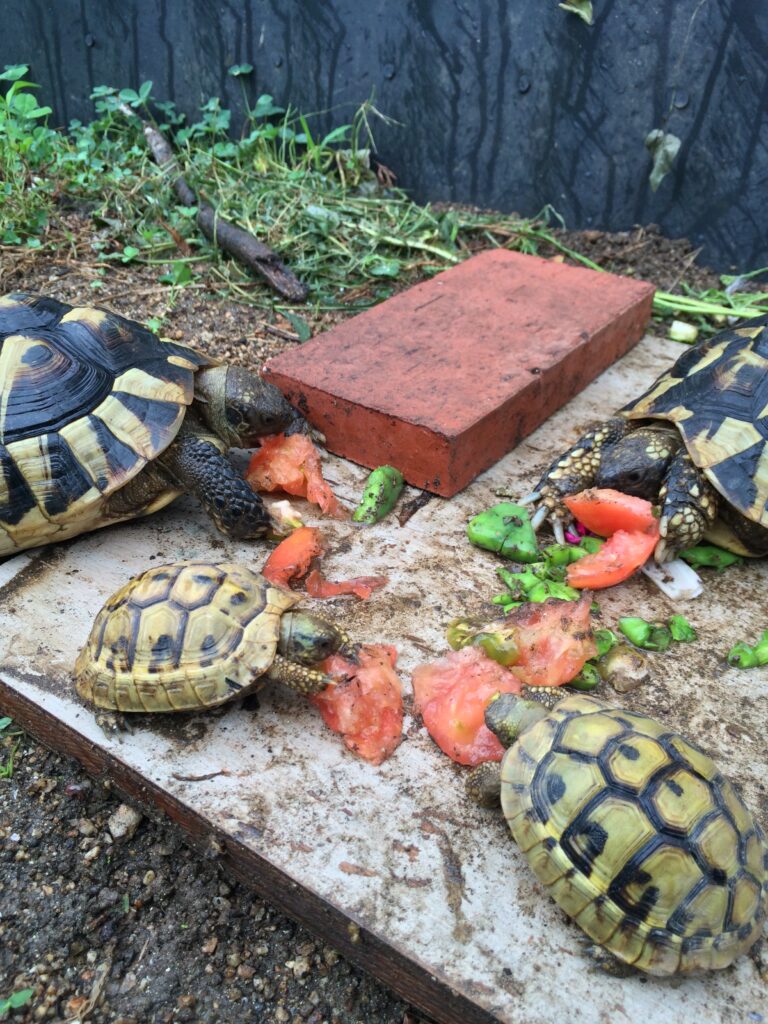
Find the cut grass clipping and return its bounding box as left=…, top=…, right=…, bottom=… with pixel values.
left=2, top=62, right=767, bottom=329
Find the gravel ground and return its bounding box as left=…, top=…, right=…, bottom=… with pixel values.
left=0, top=217, right=730, bottom=1023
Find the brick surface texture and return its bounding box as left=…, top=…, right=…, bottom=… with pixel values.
left=265, top=250, right=655, bottom=496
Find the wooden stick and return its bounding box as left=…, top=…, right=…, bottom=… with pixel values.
left=118, top=103, right=308, bottom=302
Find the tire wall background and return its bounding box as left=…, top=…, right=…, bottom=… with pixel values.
left=4, top=0, right=767, bottom=271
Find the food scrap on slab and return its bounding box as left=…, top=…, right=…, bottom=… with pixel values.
left=311, top=644, right=404, bottom=765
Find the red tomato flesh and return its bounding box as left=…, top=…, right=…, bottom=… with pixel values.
left=304, top=569, right=388, bottom=600
left=412, top=647, right=522, bottom=765
left=311, top=644, right=403, bottom=765
left=567, top=529, right=658, bottom=589
left=564, top=488, right=657, bottom=537
left=246, top=433, right=348, bottom=518
left=508, top=594, right=597, bottom=686
left=262, top=526, right=323, bottom=588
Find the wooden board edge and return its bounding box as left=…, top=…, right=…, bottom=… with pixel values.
left=0, top=676, right=501, bottom=1024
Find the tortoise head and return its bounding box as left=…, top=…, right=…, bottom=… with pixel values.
left=195, top=365, right=301, bottom=447
left=485, top=692, right=550, bottom=748
left=278, top=611, right=358, bottom=666
left=594, top=425, right=680, bottom=500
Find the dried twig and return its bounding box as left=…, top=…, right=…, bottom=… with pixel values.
left=118, top=103, right=308, bottom=301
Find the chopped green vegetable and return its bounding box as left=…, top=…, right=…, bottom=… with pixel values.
left=727, top=630, right=768, bottom=669
left=526, top=581, right=550, bottom=603
left=668, top=614, right=697, bottom=643
left=445, top=617, right=519, bottom=666
left=679, top=544, right=743, bottom=571
left=568, top=662, right=601, bottom=690
left=547, top=581, right=581, bottom=601
left=618, top=616, right=652, bottom=647
left=579, top=536, right=604, bottom=554
left=467, top=503, right=540, bottom=562
left=618, top=617, right=672, bottom=652
left=352, top=465, right=405, bottom=523
left=593, top=628, right=618, bottom=658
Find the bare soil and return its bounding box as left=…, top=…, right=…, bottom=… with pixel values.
left=0, top=215, right=728, bottom=1023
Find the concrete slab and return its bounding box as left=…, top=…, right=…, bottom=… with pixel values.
left=0, top=334, right=766, bottom=1024
left=265, top=250, right=655, bottom=496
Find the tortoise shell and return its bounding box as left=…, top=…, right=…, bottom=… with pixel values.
left=621, top=315, right=768, bottom=528
left=501, top=694, right=768, bottom=975
left=0, top=292, right=212, bottom=555
left=74, top=562, right=300, bottom=712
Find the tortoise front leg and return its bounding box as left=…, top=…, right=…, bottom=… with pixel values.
left=522, top=418, right=632, bottom=541
left=654, top=448, right=718, bottom=562
left=265, top=654, right=335, bottom=694
left=159, top=433, right=272, bottom=539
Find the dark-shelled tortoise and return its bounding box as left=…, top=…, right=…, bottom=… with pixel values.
left=75, top=561, right=355, bottom=713
left=522, top=314, right=768, bottom=561
left=0, top=293, right=305, bottom=557
left=468, top=692, right=768, bottom=976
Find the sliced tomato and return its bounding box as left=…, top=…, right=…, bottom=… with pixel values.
left=567, top=528, right=658, bottom=589
left=246, top=433, right=348, bottom=518
left=412, top=647, right=522, bottom=765
left=262, top=526, right=323, bottom=587
left=564, top=488, right=657, bottom=537
left=304, top=569, right=388, bottom=600
left=508, top=594, right=597, bottom=686
left=311, top=644, right=403, bottom=765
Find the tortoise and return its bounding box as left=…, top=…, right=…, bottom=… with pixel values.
left=0, top=292, right=306, bottom=558
left=468, top=691, right=768, bottom=976
left=521, top=314, right=768, bottom=561
left=74, top=561, right=355, bottom=713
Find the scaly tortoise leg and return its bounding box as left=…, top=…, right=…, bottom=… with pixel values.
left=158, top=432, right=273, bottom=539
left=265, top=654, right=335, bottom=694
left=654, top=447, right=718, bottom=563
left=521, top=418, right=632, bottom=542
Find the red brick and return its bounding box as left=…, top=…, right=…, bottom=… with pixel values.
left=265, top=250, right=655, bottom=497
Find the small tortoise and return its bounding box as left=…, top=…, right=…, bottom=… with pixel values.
left=522, top=315, right=768, bottom=561
left=468, top=692, right=768, bottom=975
left=75, top=561, right=355, bottom=713
left=0, top=293, right=304, bottom=557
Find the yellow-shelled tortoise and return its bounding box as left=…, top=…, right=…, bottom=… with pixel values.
left=522, top=314, right=768, bottom=561
left=469, top=692, right=768, bottom=975
left=0, top=293, right=305, bottom=557
left=75, top=561, right=356, bottom=714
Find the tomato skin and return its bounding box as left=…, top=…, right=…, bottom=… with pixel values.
left=304, top=570, right=388, bottom=600
left=311, top=644, right=403, bottom=765
left=567, top=529, right=658, bottom=589
left=564, top=488, right=656, bottom=537
left=246, top=434, right=348, bottom=518
left=508, top=594, right=597, bottom=686
left=412, top=647, right=522, bottom=765
left=262, top=526, right=323, bottom=587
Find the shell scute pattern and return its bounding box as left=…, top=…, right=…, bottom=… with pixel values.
left=623, top=313, right=768, bottom=527
left=500, top=695, right=768, bottom=974
left=0, top=292, right=212, bottom=553
left=75, top=562, right=300, bottom=712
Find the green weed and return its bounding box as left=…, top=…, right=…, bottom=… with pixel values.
left=0, top=987, right=33, bottom=1016
left=1, top=65, right=767, bottom=328
left=0, top=716, right=22, bottom=779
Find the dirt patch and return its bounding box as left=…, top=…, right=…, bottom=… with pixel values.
left=0, top=215, right=736, bottom=1023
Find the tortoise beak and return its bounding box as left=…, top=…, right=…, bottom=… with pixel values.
left=339, top=639, right=362, bottom=665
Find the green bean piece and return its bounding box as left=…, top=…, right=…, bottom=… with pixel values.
left=568, top=662, right=601, bottom=690
left=352, top=465, right=405, bottom=523
left=618, top=617, right=652, bottom=647
left=466, top=503, right=540, bottom=562
left=753, top=631, right=768, bottom=666
left=679, top=544, right=743, bottom=571
left=547, top=581, right=580, bottom=601
left=727, top=641, right=758, bottom=669
left=593, top=628, right=619, bottom=658
left=579, top=536, right=604, bottom=554
left=668, top=614, right=697, bottom=643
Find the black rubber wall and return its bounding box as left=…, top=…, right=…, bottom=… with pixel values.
left=5, top=1, right=767, bottom=271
